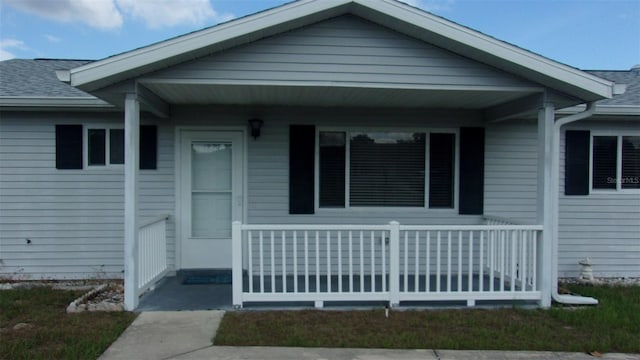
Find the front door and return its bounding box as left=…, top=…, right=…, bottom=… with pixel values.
left=179, top=130, right=243, bottom=269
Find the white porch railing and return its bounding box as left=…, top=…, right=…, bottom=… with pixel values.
left=232, top=221, right=543, bottom=308
left=137, top=215, right=170, bottom=296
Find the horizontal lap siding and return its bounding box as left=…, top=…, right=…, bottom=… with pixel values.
left=0, top=113, right=175, bottom=279
left=151, top=15, right=533, bottom=90
left=484, top=120, right=538, bottom=223
left=559, top=123, right=640, bottom=278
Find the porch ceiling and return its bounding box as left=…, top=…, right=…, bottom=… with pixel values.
left=140, top=81, right=541, bottom=109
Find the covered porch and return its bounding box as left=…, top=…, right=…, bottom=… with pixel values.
left=61, top=0, right=619, bottom=311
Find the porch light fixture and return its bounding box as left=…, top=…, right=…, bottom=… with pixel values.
left=248, top=118, right=264, bottom=140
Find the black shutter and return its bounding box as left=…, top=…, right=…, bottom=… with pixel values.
left=55, top=125, right=83, bottom=169
left=289, top=125, right=315, bottom=214
left=140, top=125, right=157, bottom=170
left=565, top=130, right=590, bottom=195
left=459, top=127, right=485, bottom=214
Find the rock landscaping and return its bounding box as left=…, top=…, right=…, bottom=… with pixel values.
left=66, top=282, right=125, bottom=313
left=0, top=279, right=125, bottom=313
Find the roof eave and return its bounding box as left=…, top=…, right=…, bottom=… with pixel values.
left=0, top=96, right=114, bottom=109
left=70, top=0, right=616, bottom=102
left=557, top=104, right=640, bottom=117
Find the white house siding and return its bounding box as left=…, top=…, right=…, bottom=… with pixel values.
left=148, top=15, right=536, bottom=94
left=3, top=108, right=636, bottom=280
left=484, top=119, right=539, bottom=224
left=0, top=112, right=175, bottom=280
left=559, top=121, right=640, bottom=278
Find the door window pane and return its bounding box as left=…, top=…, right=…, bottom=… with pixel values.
left=88, top=129, right=106, bottom=166
left=191, top=193, right=231, bottom=238
left=191, top=143, right=232, bottom=191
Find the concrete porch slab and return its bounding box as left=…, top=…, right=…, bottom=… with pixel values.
left=137, top=272, right=232, bottom=311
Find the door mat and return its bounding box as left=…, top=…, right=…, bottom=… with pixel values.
left=182, top=272, right=232, bottom=285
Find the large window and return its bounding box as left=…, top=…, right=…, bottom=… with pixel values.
left=592, top=135, right=640, bottom=190
left=318, top=130, right=456, bottom=208
left=86, top=126, right=124, bottom=167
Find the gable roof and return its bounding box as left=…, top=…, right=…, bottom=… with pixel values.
left=68, top=0, right=616, bottom=103
left=0, top=59, right=111, bottom=109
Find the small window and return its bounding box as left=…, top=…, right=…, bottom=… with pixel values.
left=110, top=129, right=125, bottom=165
left=622, top=136, right=640, bottom=189
left=88, top=129, right=106, bottom=166
left=86, top=127, right=124, bottom=167
left=429, top=133, right=455, bottom=208
left=592, top=135, right=640, bottom=191
left=319, top=132, right=346, bottom=207
left=592, top=136, right=617, bottom=189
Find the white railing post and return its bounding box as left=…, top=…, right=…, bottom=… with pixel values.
left=389, top=221, right=400, bottom=307
left=232, top=221, right=243, bottom=308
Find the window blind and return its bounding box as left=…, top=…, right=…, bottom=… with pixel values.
left=349, top=132, right=425, bottom=207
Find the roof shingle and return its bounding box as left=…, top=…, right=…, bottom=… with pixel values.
left=0, top=59, right=95, bottom=98
left=587, top=69, right=640, bottom=106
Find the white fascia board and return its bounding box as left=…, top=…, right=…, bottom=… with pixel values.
left=139, top=77, right=543, bottom=92
left=353, top=0, right=615, bottom=100
left=557, top=105, right=640, bottom=117
left=70, top=0, right=349, bottom=91
left=0, top=96, right=114, bottom=109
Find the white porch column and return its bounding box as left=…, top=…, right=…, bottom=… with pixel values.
left=537, top=103, right=554, bottom=308
left=124, top=93, right=140, bottom=311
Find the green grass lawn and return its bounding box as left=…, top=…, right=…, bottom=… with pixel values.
left=0, top=287, right=136, bottom=360
left=214, top=284, right=640, bottom=353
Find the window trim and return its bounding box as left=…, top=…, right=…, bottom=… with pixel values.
left=589, top=131, right=640, bottom=194
left=314, top=127, right=459, bottom=212
left=83, top=124, right=125, bottom=169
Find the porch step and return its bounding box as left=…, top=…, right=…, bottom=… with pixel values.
left=181, top=269, right=232, bottom=285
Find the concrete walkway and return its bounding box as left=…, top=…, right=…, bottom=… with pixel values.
left=99, top=311, right=640, bottom=360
